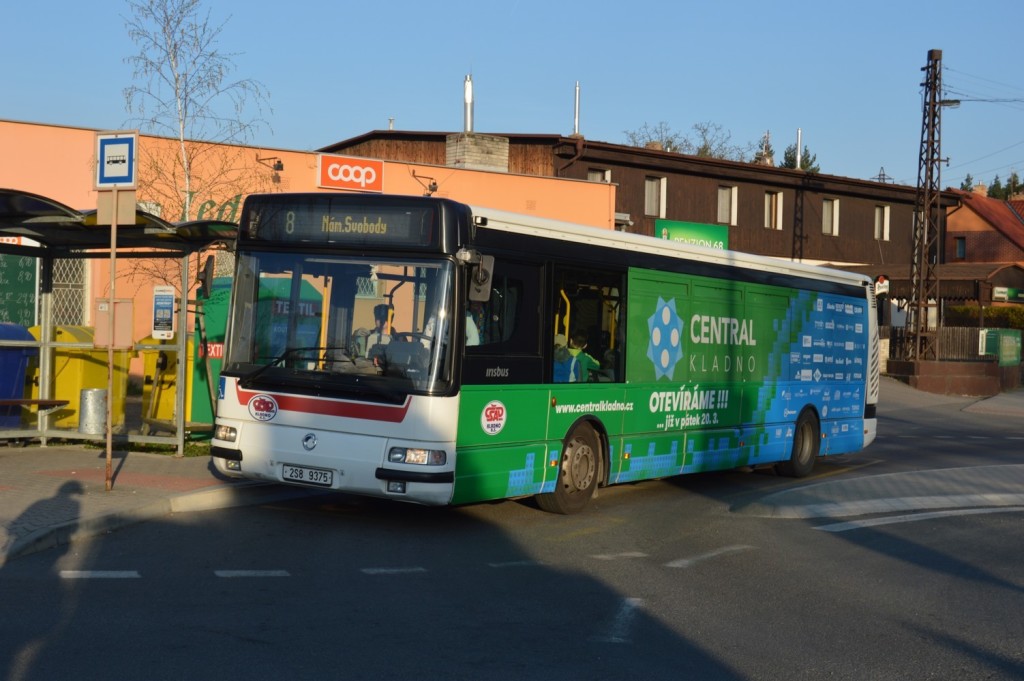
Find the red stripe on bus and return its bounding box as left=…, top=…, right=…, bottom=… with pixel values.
left=234, top=385, right=411, bottom=423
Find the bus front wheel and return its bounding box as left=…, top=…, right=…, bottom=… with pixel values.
left=777, top=409, right=820, bottom=478
left=537, top=424, right=600, bottom=514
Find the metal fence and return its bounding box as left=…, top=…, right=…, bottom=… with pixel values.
left=885, top=326, right=986, bottom=361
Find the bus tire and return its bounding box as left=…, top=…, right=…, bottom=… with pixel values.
left=777, top=408, right=820, bottom=478
left=537, top=423, right=600, bottom=514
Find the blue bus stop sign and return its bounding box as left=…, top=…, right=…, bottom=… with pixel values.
left=96, top=132, right=138, bottom=189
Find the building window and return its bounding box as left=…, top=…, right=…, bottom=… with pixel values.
left=718, top=186, right=737, bottom=226
left=955, top=237, right=966, bottom=259
left=356, top=276, right=380, bottom=298
left=588, top=168, right=611, bottom=183
left=53, top=258, right=87, bottom=325
left=874, top=205, right=890, bottom=241
left=764, top=191, right=783, bottom=230
left=822, top=198, right=840, bottom=236
left=645, top=176, right=666, bottom=218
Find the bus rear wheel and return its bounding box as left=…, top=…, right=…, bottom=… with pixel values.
left=777, top=409, right=820, bottom=478
left=537, top=424, right=600, bottom=514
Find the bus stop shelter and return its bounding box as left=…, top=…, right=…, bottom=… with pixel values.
left=0, top=188, right=235, bottom=455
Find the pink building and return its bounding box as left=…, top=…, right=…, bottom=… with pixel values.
left=1, top=119, right=615, bottom=382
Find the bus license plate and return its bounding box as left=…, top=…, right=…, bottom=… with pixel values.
left=282, top=464, right=334, bottom=487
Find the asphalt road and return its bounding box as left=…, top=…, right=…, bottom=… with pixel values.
left=2, top=477, right=1022, bottom=679
left=1, top=378, right=1022, bottom=680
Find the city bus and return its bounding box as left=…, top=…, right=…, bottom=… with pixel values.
left=211, top=193, right=879, bottom=513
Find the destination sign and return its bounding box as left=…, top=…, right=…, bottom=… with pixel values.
left=240, top=194, right=439, bottom=249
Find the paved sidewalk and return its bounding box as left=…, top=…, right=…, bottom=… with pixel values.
left=0, top=446, right=315, bottom=566
left=734, top=464, right=1024, bottom=519
left=736, top=379, right=1024, bottom=519
left=1, top=379, right=1022, bottom=565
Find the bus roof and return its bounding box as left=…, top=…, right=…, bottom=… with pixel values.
left=469, top=205, right=872, bottom=289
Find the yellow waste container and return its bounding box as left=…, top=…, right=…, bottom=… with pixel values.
left=138, top=335, right=200, bottom=434
left=29, top=326, right=130, bottom=430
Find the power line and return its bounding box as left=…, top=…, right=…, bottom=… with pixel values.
left=946, top=139, right=1024, bottom=171
left=943, top=66, right=1024, bottom=96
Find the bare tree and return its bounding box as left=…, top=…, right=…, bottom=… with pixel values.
left=623, top=122, right=686, bottom=153
left=624, top=121, right=754, bottom=161
left=685, top=121, right=754, bottom=161
left=123, top=0, right=272, bottom=221
left=121, top=0, right=274, bottom=291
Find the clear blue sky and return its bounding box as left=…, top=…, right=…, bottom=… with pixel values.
left=5, top=0, right=1022, bottom=189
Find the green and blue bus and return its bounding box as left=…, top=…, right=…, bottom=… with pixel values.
left=212, top=193, right=879, bottom=513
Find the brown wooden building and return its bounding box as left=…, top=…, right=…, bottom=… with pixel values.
left=320, top=130, right=922, bottom=267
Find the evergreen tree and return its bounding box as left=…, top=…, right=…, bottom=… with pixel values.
left=960, top=173, right=974, bottom=191
left=1007, top=171, right=1021, bottom=198
left=988, top=175, right=1004, bottom=199
left=752, top=131, right=775, bottom=166
left=780, top=144, right=820, bottom=173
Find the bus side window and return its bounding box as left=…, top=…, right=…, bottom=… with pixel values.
left=550, top=265, right=625, bottom=383
left=462, top=261, right=542, bottom=385
left=466, top=276, right=523, bottom=349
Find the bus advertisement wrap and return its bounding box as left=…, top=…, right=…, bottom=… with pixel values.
left=451, top=267, right=870, bottom=503
left=213, top=193, right=878, bottom=514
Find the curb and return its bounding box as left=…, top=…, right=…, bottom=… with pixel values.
left=733, top=493, right=1024, bottom=520
left=1, top=482, right=326, bottom=567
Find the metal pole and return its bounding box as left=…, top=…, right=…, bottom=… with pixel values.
left=174, top=254, right=189, bottom=457
left=906, top=49, right=944, bottom=362
left=106, top=189, right=118, bottom=491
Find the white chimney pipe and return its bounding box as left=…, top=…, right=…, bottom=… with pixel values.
left=464, top=75, right=474, bottom=134
left=796, top=128, right=803, bottom=170
left=573, top=81, right=580, bottom=136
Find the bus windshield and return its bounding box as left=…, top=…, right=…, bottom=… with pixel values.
left=223, top=250, right=455, bottom=396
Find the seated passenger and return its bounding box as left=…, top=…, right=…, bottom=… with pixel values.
left=553, top=333, right=580, bottom=383
left=569, top=331, right=601, bottom=382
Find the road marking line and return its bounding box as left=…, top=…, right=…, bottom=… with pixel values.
left=665, top=545, right=755, bottom=568
left=591, top=598, right=644, bottom=643
left=214, top=570, right=290, bottom=578
left=814, top=507, right=1024, bottom=533
left=488, top=560, right=544, bottom=568
left=361, top=567, right=428, bottom=575
left=591, top=551, right=648, bottom=561
left=59, top=570, right=140, bottom=579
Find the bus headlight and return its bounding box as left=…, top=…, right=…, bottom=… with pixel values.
left=388, top=447, right=446, bottom=465
left=214, top=425, right=237, bottom=442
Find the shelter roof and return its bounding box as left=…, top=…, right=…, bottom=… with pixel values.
left=0, top=188, right=236, bottom=258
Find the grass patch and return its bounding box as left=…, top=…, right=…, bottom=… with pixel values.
left=83, top=439, right=211, bottom=457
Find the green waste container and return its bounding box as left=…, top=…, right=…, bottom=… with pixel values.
left=980, top=329, right=1022, bottom=367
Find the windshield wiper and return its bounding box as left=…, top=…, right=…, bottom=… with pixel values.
left=239, top=346, right=349, bottom=388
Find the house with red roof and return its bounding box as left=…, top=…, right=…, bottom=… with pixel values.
left=946, top=188, right=1024, bottom=263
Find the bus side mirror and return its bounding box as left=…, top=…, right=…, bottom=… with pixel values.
left=468, top=255, right=494, bottom=302
left=197, top=256, right=215, bottom=300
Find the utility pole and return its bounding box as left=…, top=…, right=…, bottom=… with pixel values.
left=904, top=49, right=945, bottom=361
